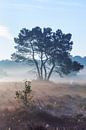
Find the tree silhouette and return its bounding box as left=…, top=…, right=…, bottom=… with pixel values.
left=11, top=27, right=84, bottom=80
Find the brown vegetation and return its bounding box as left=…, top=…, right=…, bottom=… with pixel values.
left=0, top=80, right=86, bottom=129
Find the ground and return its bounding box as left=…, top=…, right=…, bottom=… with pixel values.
left=0, top=80, right=86, bottom=129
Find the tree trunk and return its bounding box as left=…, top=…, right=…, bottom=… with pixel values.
left=31, top=43, right=41, bottom=79
left=47, top=64, right=55, bottom=80
left=43, top=64, right=47, bottom=80
left=40, top=53, right=43, bottom=80
left=34, top=59, right=41, bottom=78
left=42, top=58, right=48, bottom=80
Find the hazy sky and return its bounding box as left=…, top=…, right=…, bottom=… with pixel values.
left=0, top=0, right=86, bottom=59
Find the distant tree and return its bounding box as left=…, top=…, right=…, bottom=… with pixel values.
left=11, top=27, right=84, bottom=80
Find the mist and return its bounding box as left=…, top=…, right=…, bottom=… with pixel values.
left=0, top=61, right=86, bottom=84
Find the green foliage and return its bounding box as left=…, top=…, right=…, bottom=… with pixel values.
left=12, top=27, right=84, bottom=80
left=16, top=81, right=33, bottom=107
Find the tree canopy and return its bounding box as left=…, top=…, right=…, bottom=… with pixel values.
left=11, top=27, right=84, bottom=80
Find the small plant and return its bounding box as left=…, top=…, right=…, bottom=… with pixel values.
left=16, top=81, right=33, bottom=107
left=79, top=103, right=86, bottom=111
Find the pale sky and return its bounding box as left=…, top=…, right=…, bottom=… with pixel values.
left=0, top=0, right=86, bottom=59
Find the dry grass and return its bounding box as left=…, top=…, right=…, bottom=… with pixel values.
left=0, top=80, right=86, bottom=129
left=0, top=80, right=86, bottom=111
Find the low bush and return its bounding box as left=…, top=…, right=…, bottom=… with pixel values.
left=15, top=81, right=33, bottom=107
